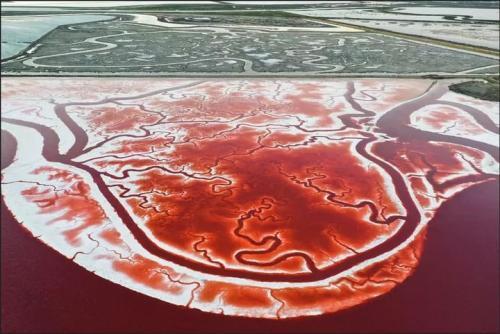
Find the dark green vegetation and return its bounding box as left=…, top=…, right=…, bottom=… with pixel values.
left=1, top=1, right=498, bottom=77
left=2, top=18, right=497, bottom=75
left=109, top=1, right=500, bottom=11
left=159, top=12, right=328, bottom=27
left=449, top=77, right=500, bottom=101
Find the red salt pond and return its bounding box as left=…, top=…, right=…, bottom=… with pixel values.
left=1, top=78, right=498, bottom=320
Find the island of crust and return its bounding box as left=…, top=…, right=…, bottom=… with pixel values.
left=1, top=78, right=498, bottom=318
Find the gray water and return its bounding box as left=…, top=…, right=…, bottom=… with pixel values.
left=1, top=14, right=112, bottom=59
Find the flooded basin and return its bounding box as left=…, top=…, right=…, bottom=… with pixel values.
left=1, top=78, right=498, bottom=321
